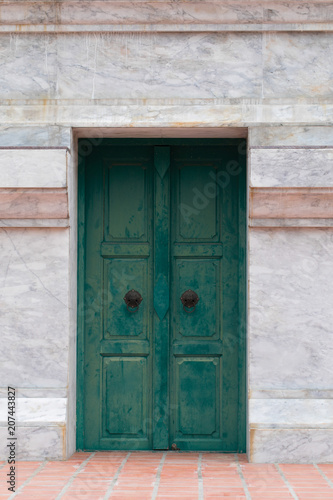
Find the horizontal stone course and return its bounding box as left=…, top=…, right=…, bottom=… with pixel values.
left=0, top=126, right=71, bottom=148
left=0, top=188, right=68, bottom=219
left=250, top=398, right=333, bottom=427
left=250, top=187, right=333, bottom=219
left=1, top=1, right=333, bottom=29
left=0, top=33, right=332, bottom=101
left=249, top=125, right=333, bottom=147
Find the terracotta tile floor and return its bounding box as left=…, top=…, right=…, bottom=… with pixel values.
left=1, top=452, right=333, bottom=500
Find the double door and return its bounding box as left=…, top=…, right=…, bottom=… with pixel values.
left=79, top=139, right=246, bottom=451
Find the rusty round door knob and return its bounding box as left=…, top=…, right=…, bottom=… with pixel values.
left=180, top=289, right=199, bottom=313
left=123, top=289, right=143, bottom=312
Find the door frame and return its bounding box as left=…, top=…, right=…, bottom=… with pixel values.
left=76, top=137, right=247, bottom=452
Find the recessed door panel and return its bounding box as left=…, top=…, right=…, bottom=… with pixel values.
left=104, top=357, right=148, bottom=437
left=175, top=357, right=220, bottom=437
left=177, top=163, right=220, bottom=241
left=107, top=163, right=148, bottom=241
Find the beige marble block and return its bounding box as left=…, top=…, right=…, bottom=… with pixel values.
left=250, top=187, right=333, bottom=219
left=0, top=188, right=68, bottom=219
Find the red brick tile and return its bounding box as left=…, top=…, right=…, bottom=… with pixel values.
left=8, top=452, right=333, bottom=500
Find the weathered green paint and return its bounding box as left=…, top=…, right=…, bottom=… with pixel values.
left=169, top=146, right=238, bottom=451
left=77, top=139, right=246, bottom=452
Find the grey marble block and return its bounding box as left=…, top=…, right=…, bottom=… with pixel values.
left=249, top=228, right=333, bottom=391
left=0, top=228, right=70, bottom=388
left=262, top=32, right=333, bottom=99
left=0, top=425, right=65, bottom=460
left=56, top=33, right=262, bottom=100
left=250, top=148, right=333, bottom=187
left=0, top=126, right=71, bottom=148
left=0, top=397, right=66, bottom=426
left=249, top=126, right=333, bottom=147
left=249, top=398, right=333, bottom=428
left=0, top=149, right=68, bottom=188
left=250, top=428, right=333, bottom=463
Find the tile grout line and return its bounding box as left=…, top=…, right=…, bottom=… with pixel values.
left=275, top=464, right=299, bottom=500
left=314, top=463, right=333, bottom=489
left=198, top=453, right=204, bottom=500
left=103, top=452, right=131, bottom=500
left=8, top=460, right=48, bottom=500
left=55, top=452, right=96, bottom=500
left=151, top=452, right=167, bottom=500
left=234, top=453, right=251, bottom=500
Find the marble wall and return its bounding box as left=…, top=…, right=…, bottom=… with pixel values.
left=0, top=144, right=73, bottom=460
left=0, top=150, right=67, bottom=188
left=248, top=126, right=333, bottom=462
left=0, top=32, right=332, bottom=102
left=0, top=228, right=70, bottom=458
left=0, top=0, right=332, bottom=462
left=0, top=31, right=332, bottom=127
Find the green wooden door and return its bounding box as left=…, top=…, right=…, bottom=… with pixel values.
left=78, top=139, right=246, bottom=452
